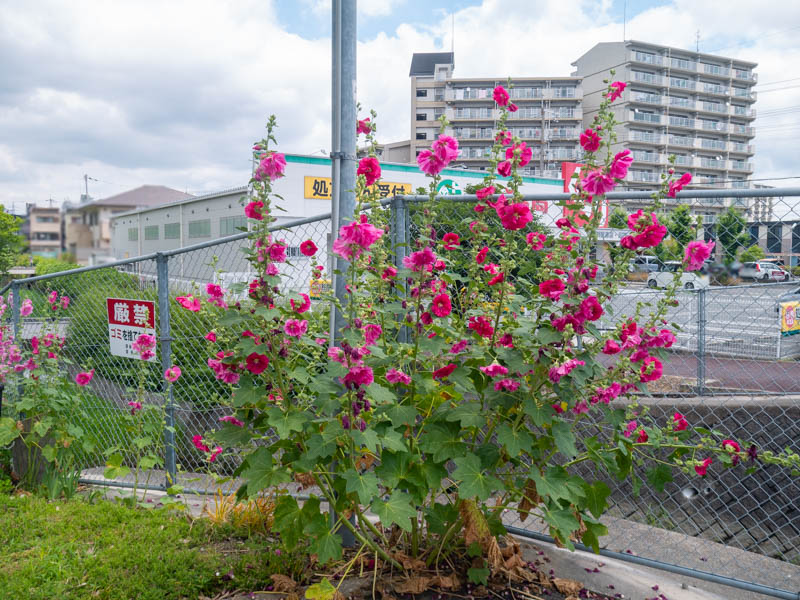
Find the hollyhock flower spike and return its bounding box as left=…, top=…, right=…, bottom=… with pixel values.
left=668, top=172, right=692, bottom=198
left=442, top=232, right=460, bottom=250
left=255, top=152, right=286, bottom=182
left=610, top=149, right=633, bottom=179
left=75, top=369, right=94, bottom=386
left=164, top=365, right=182, bottom=382
left=497, top=161, right=512, bottom=178
left=290, top=293, right=312, bottom=314
left=684, top=240, right=715, bottom=271
left=498, top=202, right=533, bottom=230
left=205, top=331, right=217, bottom=342
left=284, top=319, right=309, bottom=338
left=357, top=157, right=381, bottom=186
left=176, top=295, right=202, bottom=312
left=526, top=232, right=546, bottom=250
left=432, top=363, right=456, bottom=380
left=417, top=149, right=445, bottom=175
left=493, top=85, right=510, bottom=106
left=432, top=135, right=459, bottom=164
left=246, top=352, right=269, bottom=374
left=128, top=401, right=142, bottom=415
left=581, top=170, right=616, bottom=196
left=579, top=128, right=601, bottom=153
left=431, top=294, right=452, bottom=317
left=673, top=412, right=689, bottom=432
left=357, top=117, right=371, bottom=135
left=245, top=200, right=264, bottom=220
left=209, top=447, right=224, bottom=462
left=607, top=81, right=627, bottom=102
left=386, top=368, right=411, bottom=385
left=20, top=299, right=33, bottom=317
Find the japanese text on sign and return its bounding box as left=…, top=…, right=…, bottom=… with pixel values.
left=304, top=176, right=412, bottom=200
left=781, top=301, right=800, bottom=336
left=107, top=298, right=157, bottom=360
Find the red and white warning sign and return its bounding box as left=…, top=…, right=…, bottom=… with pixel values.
left=106, top=298, right=156, bottom=360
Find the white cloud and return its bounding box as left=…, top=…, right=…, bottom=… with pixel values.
left=0, top=0, right=797, bottom=211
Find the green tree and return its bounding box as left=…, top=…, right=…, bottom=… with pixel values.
left=0, top=206, right=23, bottom=276
left=715, top=207, right=750, bottom=265
left=739, top=244, right=765, bottom=263
left=608, top=207, right=627, bottom=230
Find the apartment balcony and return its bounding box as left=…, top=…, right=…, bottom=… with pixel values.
left=731, top=180, right=751, bottom=189
left=668, top=96, right=694, bottom=109
left=731, top=105, right=756, bottom=119
left=697, top=157, right=726, bottom=170
left=448, top=108, right=499, bottom=121
left=732, top=88, right=757, bottom=102
left=672, top=154, right=693, bottom=167
left=667, top=135, right=695, bottom=148
left=733, top=69, right=757, bottom=83
left=702, top=64, right=731, bottom=78
left=701, top=83, right=729, bottom=97
left=730, top=124, right=756, bottom=137
left=667, top=115, right=695, bottom=129
left=699, top=138, right=727, bottom=151
left=631, top=110, right=664, bottom=125
left=632, top=152, right=664, bottom=164
left=627, top=131, right=664, bottom=145
left=544, top=149, right=580, bottom=161
left=631, top=72, right=664, bottom=86
left=668, top=57, right=698, bottom=74
left=547, top=129, right=580, bottom=141
left=697, top=101, right=728, bottom=116
left=547, top=87, right=582, bottom=99
left=699, top=120, right=727, bottom=133
left=548, top=109, right=581, bottom=120
left=668, top=77, right=697, bottom=92
left=729, top=142, right=755, bottom=154
left=729, top=161, right=754, bottom=172
left=627, top=90, right=665, bottom=106
left=445, top=89, right=492, bottom=101
left=628, top=171, right=661, bottom=183
left=629, top=50, right=664, bottom=66
left=508, top=109, right=543, bottom=119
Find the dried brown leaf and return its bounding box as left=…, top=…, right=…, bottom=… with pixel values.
left=392, top=551, right=425, bottom=571
left=393, top=576, right=433, bottom=594
left=294, top=473, right=316, bottom=489
left=517, top=479, right=541, bottom=522
left=553, top=578, right=583, bottom=596
left=355, top=454, right=376, bottom=471
left=271, top=574, right=299, bottom=592
left=459, top=499, right=492, bottom=551
left=430, top=574, right=461, bottom=590
left=487, top=536, right=504, bottom=572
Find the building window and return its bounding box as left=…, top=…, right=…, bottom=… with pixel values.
left=144, top=225, right=159, bottom=241
left=434, top=90, right=444, bottom=101
left=35, top=216, right=57, bottom=223
left=749, top=224, right=760, bottom=245
left=767, top=224, right=782, bottom=253
left=164, top=223, right=180, bottom=239
left=188, top=219, right=211, bottom=238
left=415, top=113, right=427, bottom=121
left=128, top=228, right=138, bottom=242
left=416, top=89, right=427, bottom=98
left=415, top=132, right=427, bottom=140
left=220, top=215, right=247, bottom=236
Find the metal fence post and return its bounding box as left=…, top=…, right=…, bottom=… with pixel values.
left=696, top=287, right=706, bottom=396
left=10, top=281, right=20, bottom=341
left=156, top=253, right=177, bottom=488
left=393, top=195, right=410, bottom=344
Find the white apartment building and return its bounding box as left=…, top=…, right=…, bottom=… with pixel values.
left=572, top=41, right=757, bottom=219
left=410, top=53, right=584, bottom=179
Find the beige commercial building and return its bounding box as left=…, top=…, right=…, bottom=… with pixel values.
left=572, top=41, right=757, bottom=219
left=64, top=185, right=192, bottom=265
left=27, top=205, right=62, bottom=258
left=409, top=52, right=584, bottom=179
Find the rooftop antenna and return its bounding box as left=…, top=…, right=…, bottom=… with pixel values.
left=696, top=30, right=700, bottom=52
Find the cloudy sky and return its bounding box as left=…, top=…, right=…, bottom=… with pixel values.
left=1, top=0, right=798, bottom=211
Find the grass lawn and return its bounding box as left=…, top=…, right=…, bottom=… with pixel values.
left=0, top=492, right=294, bottom=600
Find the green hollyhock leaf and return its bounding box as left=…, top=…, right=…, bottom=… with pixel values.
left=214, top=423, right=253, bottom=446
left=241, top=447, right=291, bottom=496
left=452, top=454, right=504, bottom=501
left=497, top=424, right=533, bottom=458
left=0, top=418, right=20, bottom=446
left=445, top=402, right=486, bottom=428
left=384, top=404, right=418, bottom=428
left=582, top=481, right=611, bottom=519
left=425, top=502, right=460, bottom=535
left=232, top=376, right=260, bottom=407
left=371, top=492, right=417, bottom=532
left=375, top=451, right=412, bottom=489
left=646, top=464, right=673, bottom=493
left=343, top=468, right=380, bottom=505
left=581, top=521, right=608, bottom=554
left=418, top=422, right=467, bottom=462
left=266, top=407, right=307, bottom=438
left=309, top=527, right=343, bottom=564
left=367, top=383, right=396, bottom=405
left=523, top=396, right=554, bottom=427
left=532, top=466, right=586, bottom=504
left=551, top=421, right=578, bottom=457
left=305, top=578, right=337, bottom=600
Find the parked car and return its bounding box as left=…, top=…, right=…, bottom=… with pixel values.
left=775, top=285, right=800, bottom=313
left=630, top=255, right=661, bottom=273
left=739, top=261, right=789, bottom=282
left=647, top=261, right=710, bottom=290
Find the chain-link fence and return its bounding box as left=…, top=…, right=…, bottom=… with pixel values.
left=2, top=189, right=799, bottom=598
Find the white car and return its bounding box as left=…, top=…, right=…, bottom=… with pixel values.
left=739, top=261, right=788, bottom=282
left=647, top=261, right=710, bottom=290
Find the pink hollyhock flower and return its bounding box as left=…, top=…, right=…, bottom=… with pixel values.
left=75, top=369, right=94, bottom=386
left=284, top=319, right=308, bottom=338
left=668, top=172, right=692, bottom=198
left=140, top=350, right=155, bottom=361
left=31, top=336, right=39, bottom=355
left=609, top=149, right=634, bottom=179
left=548, top=359, right=586, bottom=383
left=420, top=311, right=433, bottom=325
left=488, top=272, right=505, bottom=286
left=494, top=378, right=520, bottom=392
left=255, top=152, right=286, bottom=181
left=332, top=215, right=385, bottom=260
left=357, top=156, right=381, bottom=186
left=60, top=295, right=70, bottom=309
left=607, top=81, right=626, bottom=102
left=245, top=352, right=269, bottom=374
left=442, top=232, right=460, bottom=250
left=480, top=363, right=508, bottom=377
left=268, top=243, right=287, bottom=263
left=579, top=128, right=601, bottom=153
left=476, top=186, right=495, bottom=200
left=266, top=263, right=279, bottom=276
left=476, top=246, right=489, bottom=264
left=468, top=316, right=494, bottom=338
left=602, top=339, right=621, bottom=355
left=176, top=295, right=202, bottom=312
left=497, top=160, right=512, bottom=177
left=627, top=209, right=645, bottom=230
left=192, top=435, right=210, bottom=453
left=640, top=356, right=663, bottom=382
left=632, top=224, right=667, bottom=248
left=526, top=231, right=546, bottom=250
left=417, top=149, right=446, bottom=175
left=386, top=368, right=411, bottom=385
left=357, top=117, right=371, bottom=135
left=164, top=365, right=181, bottom=382
left=244, top=200, right=264, bottom=220
left=48, top=290, right=58, bottom=304
left=580, top=296, right=603, bottom=321
left=695, top=457, right=712, bottom=477
left=290, top=293, right=312, bottom=314
left=505, top=142, right=533, bottom=167
left=498, top=202, right=533, bottom=231
left=328, top=347, right=345, bottom=363
left=431, top=293, right=452, bottom=317
left=20, top=299, right=33, bottom=317
left=684, top=240, right=715, bottom=271
left=432, top=135, right=459, bottom=163
left=673, top=412, right=689, bottom=431
left=508, top=103, right=518, bottom=112
left=300, top=240, right=318, bottom=256
left=496, top=333, right=514, bottom=348
left=206, top=283, right=224, bottom=299
left=382, top=266, right=397, bottom=279
left=133, top=333, right=156, bottom=354
left=205, top=331, right=217, bottom=342
left=450, top=340, right=469, bottom=354
left=342, top=365, right=374, bottom=388
left=209, top=447, right=224, bottom=462
left=637, top=429, right=649, bottom=443
left=220, top=415, right=244, bottom=427
left=722, top=439, right=741, bottom=453
left=403, top=247, right=436, bottom=272
left=432, top=363, right=456, bottom=380
left=128, top=401, right=142, bottom=415
left=497, top=130, right=513, bottom=146
left=363, top=323, right=382, bottom=345
left=623, top=420, right=638, bottom=438
left=581, top=170, right=616, bottom=196
left=539, top=278, right=565, bottom=300
left=493, top=85, right=510, bottom=107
